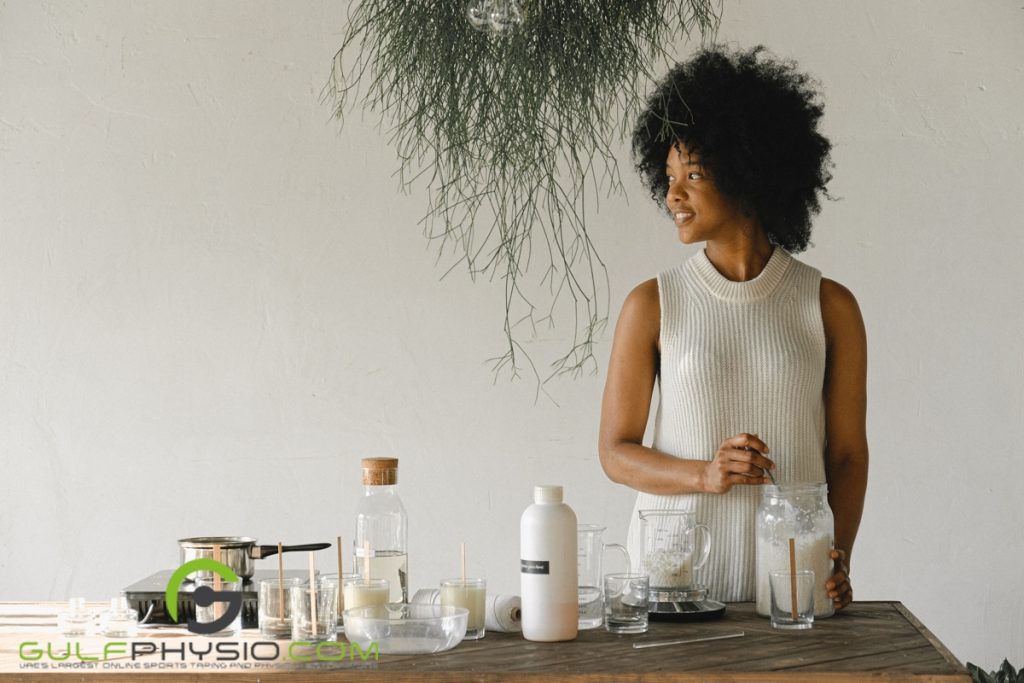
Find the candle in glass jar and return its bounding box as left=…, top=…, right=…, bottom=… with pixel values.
left=441, top=578, right=486, bottom=639
left=323, top=573, right=358, bottom=626
left=343, top=577, right=389, bottom=611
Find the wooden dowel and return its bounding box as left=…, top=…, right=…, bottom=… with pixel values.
left=342, top=536, right=350, bottom=581
left=212, top=544, right=222, bottom=620
left=788, top=538, right=798, bottom=620
left=308, top=552, right=318, bottom=638
left=277, top=542, right=285, bottom=620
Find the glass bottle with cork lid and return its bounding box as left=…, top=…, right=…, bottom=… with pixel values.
left=354, top=457, right=408, bottom=603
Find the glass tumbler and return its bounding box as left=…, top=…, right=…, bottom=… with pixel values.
left=321, top=572, right=359, bottom=631
left=259, top=577, right=302, bottom=639
left=291, top=579, right=338, bottom=642
left=342, top=577, right=389, bottom=613
left=769, top=570, right=815, bottom=630
left=603, top=573, right=649, bottom=634
left=441, top=578, right=486, bottom=639
left=193, top=579, right=242, bottom=637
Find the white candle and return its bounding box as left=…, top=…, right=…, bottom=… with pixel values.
left=343, top=578, right=389, bottom=611
left=441, top=578, right=486, bottom=638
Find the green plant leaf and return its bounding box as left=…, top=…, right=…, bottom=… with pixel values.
left=967, top=659, right=1023, bottom=683
left=968, top=662, right=995, bottom=683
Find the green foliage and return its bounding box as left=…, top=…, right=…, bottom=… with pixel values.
left=324, top=0, right=719, bottom=386
left=968, top=659, right=1024, bottom=683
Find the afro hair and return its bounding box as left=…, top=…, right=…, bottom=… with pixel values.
left=632, top=45, right=834, bottom=252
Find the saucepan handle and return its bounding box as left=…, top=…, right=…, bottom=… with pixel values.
left=251, top=542, right=331, bottom=559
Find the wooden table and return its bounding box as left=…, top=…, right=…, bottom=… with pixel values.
left=0, top=601, right=969, bottom=681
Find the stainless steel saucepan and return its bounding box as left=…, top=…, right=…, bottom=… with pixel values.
left=178, top=536, right=331, bottom=581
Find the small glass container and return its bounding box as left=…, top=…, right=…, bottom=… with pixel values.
left=440, top=578, right=486, bottom=639
left=291, top=579, right=338, bottom=642
left=194, top=579, right=243, bottom=637
left=603, top=573, right=649, bottom=634
left=98, top=596, right=138, bottom=638
left=258, top=577, right=302, bottom=639
left=769, top=570, right=816, bottom=630
left=57, top=598, right=95, bottom=637
left=342, top=577, right=389, bottom=613
left=321, top=572, right=359, bottom=631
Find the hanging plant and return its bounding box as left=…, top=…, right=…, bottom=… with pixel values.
left=324, top=0, right=720, bottom=384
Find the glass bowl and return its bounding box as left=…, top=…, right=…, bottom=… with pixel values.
left=343, top=603, right=469, bottom=655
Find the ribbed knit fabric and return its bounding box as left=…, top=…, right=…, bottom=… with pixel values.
left=626, top=247, right=827, bottom=601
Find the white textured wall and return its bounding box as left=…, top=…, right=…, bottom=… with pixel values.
left=2, top=0, right=1022, bottom=670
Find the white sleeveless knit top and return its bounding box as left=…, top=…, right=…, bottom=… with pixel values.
left=626, top=247, right=827, bottom=601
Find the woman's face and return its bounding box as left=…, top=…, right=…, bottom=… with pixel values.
left=665, top=142, right=750, bottom=244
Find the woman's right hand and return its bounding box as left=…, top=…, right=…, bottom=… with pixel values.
left=701, top=433, right=775, bottom=494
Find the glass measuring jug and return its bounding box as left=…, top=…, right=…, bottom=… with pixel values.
left=638, top=510, right=710, bottom=594
left=577, top=524, right=630, bottom=629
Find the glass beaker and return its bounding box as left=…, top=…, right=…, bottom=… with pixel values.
left=755, top=483, right=835, bottom=618
left=577, top=524, right=630, bottom=629
left=637, top=510, right=710, bottom=595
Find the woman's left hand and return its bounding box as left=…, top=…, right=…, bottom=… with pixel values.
left=826, top=549, right=853, bottom=609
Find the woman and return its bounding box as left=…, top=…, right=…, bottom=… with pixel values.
left=599, top=45, right=867, bottom=609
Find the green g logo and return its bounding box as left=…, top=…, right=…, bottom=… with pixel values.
left=165, top=559, right=242, bottom=635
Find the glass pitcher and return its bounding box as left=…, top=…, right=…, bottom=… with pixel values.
left=577, top=524, right=630, bottom=629
left=638, top=510, right=711, bottom=594
left=755, top=483, right=835, bottom=618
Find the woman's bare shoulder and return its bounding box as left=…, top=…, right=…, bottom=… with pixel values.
left=617, top=278, right=660, bottom=348
left=624, top=278, right=659, bottom=319
left=627, top=278, right=659, bottom=306
left=820, top=278, right=866, bottom=344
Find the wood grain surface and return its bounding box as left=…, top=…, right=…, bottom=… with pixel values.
left=0, top=601, right=969, bottom=681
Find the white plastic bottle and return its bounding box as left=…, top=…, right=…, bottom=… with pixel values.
left=520, top=484, right=578, bottom=642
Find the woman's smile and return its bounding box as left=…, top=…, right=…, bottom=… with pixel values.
left=673, top=210, right=695, bottom=226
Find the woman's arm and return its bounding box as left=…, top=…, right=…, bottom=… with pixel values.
left=598, top=280, right=774, bottom=495
left=820, top=277, right=869, bottom=607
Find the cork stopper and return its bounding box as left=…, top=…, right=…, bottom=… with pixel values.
left=361, top=457, right=398, bottom=486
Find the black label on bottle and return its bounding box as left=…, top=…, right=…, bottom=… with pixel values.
left=520, top=559, right=550, bottom=575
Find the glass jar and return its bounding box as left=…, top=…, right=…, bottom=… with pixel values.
left=755, top=483, right=835, bottom=618
left=98, top=596, right=138, bottom=637
left=354, top=457, right=408, bottom=603
left=56, top=598, right=95, bottom=637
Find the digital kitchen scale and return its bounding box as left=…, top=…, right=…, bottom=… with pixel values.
left=647, top=584, right=726, bottom=622
left=124, top=569, right=311, bottom=628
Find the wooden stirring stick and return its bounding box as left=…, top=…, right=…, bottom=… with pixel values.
left=308, top=552, right=318, bottom=638
left=788, top=538, right=798, bottom=620
left=212, top=544, right=223, bottom=620
left=460, top=542, right=466, bottom=584
left=342, top=536, right=350, bottom=581
left=277, top=542, right=285, bottom=620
